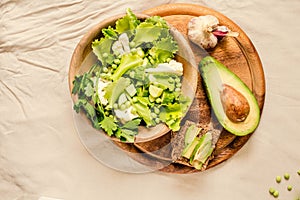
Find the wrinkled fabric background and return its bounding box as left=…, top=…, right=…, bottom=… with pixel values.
left=1, top=0, right=300, bottom=199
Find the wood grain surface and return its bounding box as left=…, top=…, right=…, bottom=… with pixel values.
left=69, top=3, right=265, bottom=174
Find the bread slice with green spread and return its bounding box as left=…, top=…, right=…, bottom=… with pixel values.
left=171, top=120, right=221, bottom=170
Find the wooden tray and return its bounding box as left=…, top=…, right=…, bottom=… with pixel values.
left=114, top=3, right=265, bottom=173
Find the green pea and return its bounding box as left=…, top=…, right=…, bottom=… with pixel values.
left=269, top=187, right=275, bottom=194
left=287, top=185, right=292, bottom=191
left=151, top=113, right=157, bottom=119
left=129, top=71, right=135, bottom=78
left=276, top=176, right=281, bottom=183
left=102, top=67, right=109, bottom=73
left=112, top=64, right=118, bottom=69
left=297, top=170, right=300, bottom=175
left=131, top=107, right=137, bottom=114
left=155, top=98, right=162, bottom=104
left=155, top=118, right=160, bottom=124
left=100, top=73, right=107, bottom=78
left=154, top=107, right=160, bottom=114
left=113, top=103, right=118, bottom=109
left=132, top=97, right=138, bottom=103
left=284, top=173, right=290, bottom=180
left=114, top=59, right=120, bottom=64
left=273, top=190, right=279, bottom=198
left=168, top=77, right=174, bottom=83
left=125, top=101, right=131, bottom=108
left=129, top=41, right=135, bottom=48
left=120, top=104, right=126, bottom=110
left=176, top=82, right=182, bottom=88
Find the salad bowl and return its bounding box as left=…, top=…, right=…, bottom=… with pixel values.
left=68, top=11, right=198, bottom=143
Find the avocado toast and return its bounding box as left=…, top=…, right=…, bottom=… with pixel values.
left=171, top=120, right=221, bottom=170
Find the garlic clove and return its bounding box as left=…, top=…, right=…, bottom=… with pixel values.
left=187, top=15, right=219, bottom=49
left=187, top=15, right=239, bottom=49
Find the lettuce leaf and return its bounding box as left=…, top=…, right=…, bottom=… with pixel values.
left=144, top=16, right=169, bottom=29
left=116, top=8, right=140, bottom=34
left=148, top=74, right=175, bottom=91
left=102, top=26, right=118, bottom=40
left=149, top=35, right=178, bottom=63
left=132, top=102, right=153, bottom=126
left=155, top=35, right=178, bottom=52
left=110, top=52, right=144, bottom=81
left=92, top=37, right=114, bottom=66
left=159, top=102, right=190, bottom=131
left=104, top=77, right=131, bottom=107
left=132, top=22, right=163, bottom=47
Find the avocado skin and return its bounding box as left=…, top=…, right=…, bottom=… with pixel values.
left=198, top=56, right=260, bottom=136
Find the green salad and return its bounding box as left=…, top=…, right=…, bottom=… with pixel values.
left=72, top=8, right=191, bottom=142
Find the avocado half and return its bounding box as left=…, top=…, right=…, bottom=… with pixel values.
left=199, top=56, right=260, bottom=136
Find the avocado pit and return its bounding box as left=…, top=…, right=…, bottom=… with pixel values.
left=220, top=84, right=250, bottom=122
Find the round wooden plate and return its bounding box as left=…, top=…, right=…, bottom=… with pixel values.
left=115, top=3, right=265, bottom=173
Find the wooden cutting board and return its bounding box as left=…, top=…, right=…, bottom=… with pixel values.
left=114, top=3, right=265, bottom=173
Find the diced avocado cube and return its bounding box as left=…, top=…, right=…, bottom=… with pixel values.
left=149, top=85, right=163, bottom=98
left=125, top=84, right=137, bottom=97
